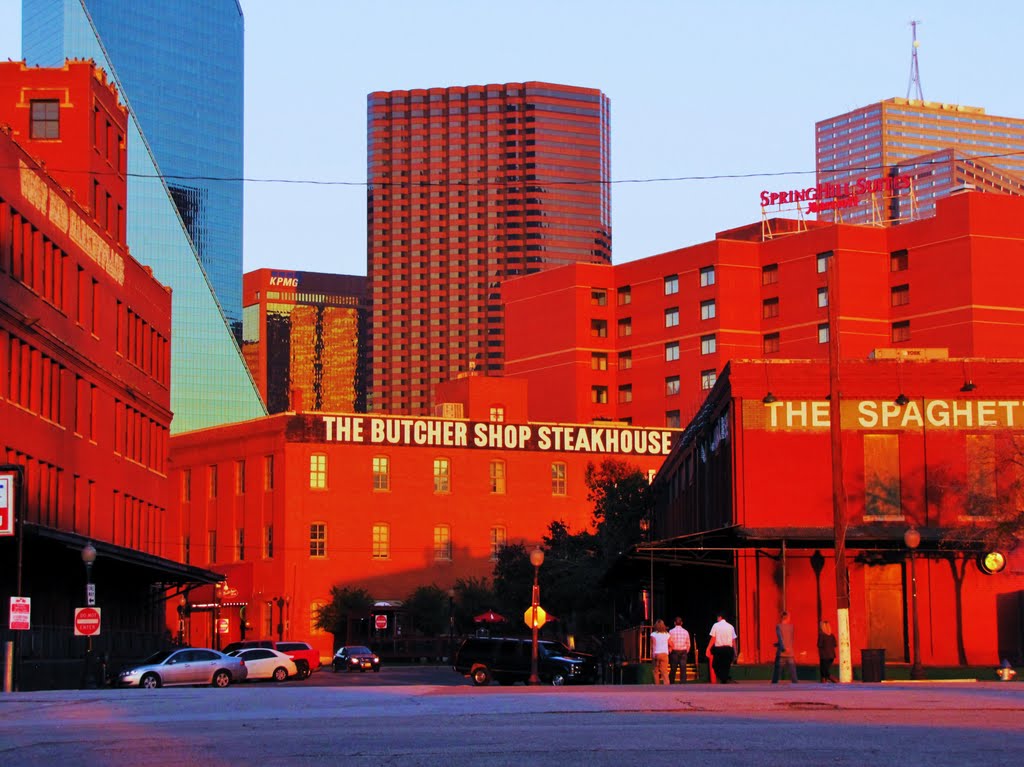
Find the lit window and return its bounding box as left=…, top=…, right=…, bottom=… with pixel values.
left=551, top=462, right=567, bottom=496
left=373, top=456, right=390, bottom=491
left=762, top=297, right=779, bottom=319
left=700, top=300, right=716, bottom=320
left=762, top=264, right=778, bottom=285
left=618, top=352, right=632, bottom=370
left=891, top=284, right=910, bottom=306
left=764, top=333, right=780, bottom=354
left=309, top=523, right=326, bottom=558
left=372, top=524, right=390, bottom=559
left=699, top=266, right=715, bottom=287
left=590, top=319, right=607, bottom=337
left=818, top=324, right=830, bottom=344
left=489, top=406, right=505, bottom=422
left=310, top=601, right=326, bottom=635
left=309, top=454, right=326, bottom=489
left=892, top=320, right=910, bottom=342
left=264, top=455, right=274, bottom=491
left=618, top=384, right=633, bottom=403
left=701, top=369, right=717, bottom=390
left=490, top=526, right=507, bottom=560
left=816, top=251, right=832, bottom=274
left=665, top=342, right=679, bottom=362
left=617, top=286, right=632, bottom=305
left=817, top=287, right=828, bottom=308
left=433, top=458, right=451, bottom=493
left=434, top=525, right=452, bottom=561
left=30, top=100, right=60, bottom=139
left=592, top=353, right=608, bottom=370
left=592, top=386, right=608, bottom=404
left=665, top=376, right=680, bottom=396
left=591, top=289, right=607, bottom=306
left=891, top=249, right=909, bottom=272
left=489, top=460, right=506, bottom=494
left=665, top=308, right=679, bottom=328
left=700, top=334, right=716, bottom=355
left=617, top=318, right=632, bottom=337
left=664, top=275, right=679, bottom=295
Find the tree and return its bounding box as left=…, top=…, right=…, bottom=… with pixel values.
left=404, top=585, right=448, bottom=636
left=315, top=586, right=374, bottom=644
left=451, top=576, right=496, bottom=632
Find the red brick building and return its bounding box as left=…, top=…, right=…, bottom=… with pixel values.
left=647, top=357, right=1024, bottom=672
left=0, top=61, right=217, bottom=689
left=167, top=376, right=676, bottom=659
left=503, top=192, right=1024, bottom=429
left=367, top=82, right=611, bottom=416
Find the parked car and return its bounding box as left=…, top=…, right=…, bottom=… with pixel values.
left=453, top=637, right=597, bottom=686
left=332, top=645, right=381, bottom=673
left=222, top=639, right=320, bottom=679
left=227, top=647, right=298, bottom=682
left=118, top=648, right=247, bottom=689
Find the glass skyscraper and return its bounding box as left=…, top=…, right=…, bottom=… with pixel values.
left=23, top=0, right=265, bottom=432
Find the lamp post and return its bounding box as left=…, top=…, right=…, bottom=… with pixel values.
left=81, top=543, right=97, bottom=689
left=904, top=527, right=925, bottom=680
left=447, top=588, right=456, bottom=662
left=528, top=548, right=545, bottom=686
left=275, top=596, right=287, bottom=641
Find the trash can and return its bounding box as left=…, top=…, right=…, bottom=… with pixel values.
left=861, top=648, right=886, bottom=682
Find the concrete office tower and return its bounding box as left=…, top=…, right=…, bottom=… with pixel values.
left=23, top=0, right=265, bottom=432
left=367, top=82, right=611, bottom=415
left=815, top=98, right=1024, bottom=225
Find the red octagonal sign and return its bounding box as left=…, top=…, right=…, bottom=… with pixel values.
left=374, top=614, right=387, bottom=630
left=74, top=606, right=101, bottom=637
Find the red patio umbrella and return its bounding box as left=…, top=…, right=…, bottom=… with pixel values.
left=473, top=610, right=506, bottom=624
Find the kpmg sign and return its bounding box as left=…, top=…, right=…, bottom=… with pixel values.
left=321, top=415, right=676, bottom=456
left=760, top=174, right=912, bottom=214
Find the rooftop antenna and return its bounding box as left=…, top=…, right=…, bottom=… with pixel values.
left=906, top=20, right=924, bottom=101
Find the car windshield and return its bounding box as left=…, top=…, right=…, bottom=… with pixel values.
left=347, top=646, right=372, bottom=654
left=538, top=642, right=571, bottom=658
left=140, top=650, right=174, bottom=665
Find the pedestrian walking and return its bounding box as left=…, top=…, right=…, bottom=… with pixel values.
left=668, top=616, right=691, bottom=684
left=651, top=619, right=670, bottom=685
left=706, top=611, right=738, bottom=684
left=818, top=620, right=838, bottom=683
left=771, top=611, right=799, bottom=684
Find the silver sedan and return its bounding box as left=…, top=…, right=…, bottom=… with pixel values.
left=119, top=648, right=248, bottom=688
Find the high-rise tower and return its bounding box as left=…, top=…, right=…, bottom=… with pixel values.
left=367, top=82, right=611, bottom=415
left=23, top=0, right=265, bottom=432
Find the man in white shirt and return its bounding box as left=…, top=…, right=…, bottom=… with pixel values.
left=668, top=617, right=691, bottom=684
left=706, top=611, right=738, bottom=683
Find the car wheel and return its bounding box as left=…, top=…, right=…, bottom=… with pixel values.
left=471, top=666, right=492, bottom=686
left=212, top=670, right=231, bottom=688
left=273, top=667, right=288, bottom=682
left=140, top=673, right=160, bottom=689
left=550, top=673, right=567, bottom=687
left=295, top=661, right=310, bottom=680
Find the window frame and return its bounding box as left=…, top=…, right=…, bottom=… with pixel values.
left=309, top=522, right=326, bottom=558
left=664, top=274, right=679, bottom=295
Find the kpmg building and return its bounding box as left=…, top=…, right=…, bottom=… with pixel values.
left=23, top=0, right=265, bottom=432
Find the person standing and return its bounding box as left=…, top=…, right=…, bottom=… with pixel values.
left=650, top=619, right=671, bottom=685
left=668, top=617, right=691, bottom=684
left=771, top=611, right=799, bottom=684
left=706, top=611, right=738, bottom=684
left=818, top=620, right=838, bottom=683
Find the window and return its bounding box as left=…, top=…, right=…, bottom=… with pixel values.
left=617, top=286, right=632, bottom=305
left=700, top=299, right=716, bottom=320
left=236, top=528, right=245, bottom=561
left=182, top=468, right=191, bottom=502
left=590, top=319, right=607, bottom=338
left=699, top=266, right=715, bottom=287
left=591, top=385, right=608, bottom=404
left=235, top=460, right=245, bottom=495
left=183, top=535, right=190, bottom=565
left=208, top=465, right=218, bottom=498
left=433, top=525, right=452, bottom=560
left=700, top=334, right=716, bottom=355
left=863, top=434, right=901, bottom=518
left=490, top=526, right=507, bottom=560
left=208, top=530, right=217, bottom=564
left=618, top=384, right=633, bottom=403
left=489, top=460, right=506, bottom=494
left=591, top=352, right=608, bottom=370
left=433, top=458, right=451, bottom=493
left=489, top=406, right=505, bottom=422
left=372, top=524, right=390, bottom=559
left=666, top=410, right=681, bottom=428
left=763, top=332, right=780, bottom=354
left=617, top=318, right=632, bottom=337
left=817, top=287, right=828, bottom=308
left=309, top=454, right=326, bottom=489
left=762, top=297, right=779, bottom=319
left=264, top=525, right=274, bottom=559
left=965, top=434, right=996, bottom=516
left=310, top=601, right=326, bottom=635
left=665, top=342, right=679, bottom=362
left=818, top=324, right=830, bottom=344
left=551, top=462, right=567, bottom=496
left=373, top=456, right=390, bottom=490
left=665, top=376, right=680, bottom=396
left=591, top=289, right=607, bottom=306
left=762, top=264, right=778, bottom=285
left=699, top=368, right=718, bottom=390
left=30, top=100, right=60, bottom=139
left=892, top=320, right=910, bottom=342
left=618, top=351, right=632, bottom=370
left=890, top=249, right=909, bottom=272
left=264, top=455, right=274, bottom=491
left=664, top=275, right=679, bottom=295
left=891, top=284, right=910, bottom=306
left=816, top=251, right=833, bottom=274
left=309, top=523, right=326, bottom=558
left=664, top=308, right=679, bottom=328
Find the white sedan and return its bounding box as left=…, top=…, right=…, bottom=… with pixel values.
left=229, top=647, right=298, bottom=682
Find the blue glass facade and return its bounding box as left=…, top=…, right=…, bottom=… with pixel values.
left=24, top=0, right=265, bottom=432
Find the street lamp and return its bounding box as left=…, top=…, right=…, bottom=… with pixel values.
left=528, top=548, right=545, bottom=686
left=81, top=543, right=97, bottom=689
left=447, top=588, right=456, bottom=663
left=904, top=527, right=925, bottom=680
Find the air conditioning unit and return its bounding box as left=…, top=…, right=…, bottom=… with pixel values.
left=433, top=402, right=465, bottom=419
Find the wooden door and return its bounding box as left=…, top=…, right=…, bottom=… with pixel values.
left=864, top=563, right=906, bottom=660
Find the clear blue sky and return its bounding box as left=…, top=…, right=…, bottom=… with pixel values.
left=3, top=1, right=1022, bottom=276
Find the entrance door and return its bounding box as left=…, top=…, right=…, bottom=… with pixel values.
left=864, top=563, right=905, bottom=659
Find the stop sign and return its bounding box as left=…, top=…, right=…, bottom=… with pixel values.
left=374, top=614, right=388, bottom=630
left=74, top=607, right=101, bottom=637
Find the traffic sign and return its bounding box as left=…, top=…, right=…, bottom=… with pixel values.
left=524, top=605, right=547, bottom=630
left=74, top=607, right=101, bottom=637
left=217, top=618, right=229, bottom=634
left=86, top=583, right=96, bottom=607
left=374, top=614, right=388, bottom=630
left=9, top=596, right=30, bottom=630
left=0, top=472, right=14, bottom=537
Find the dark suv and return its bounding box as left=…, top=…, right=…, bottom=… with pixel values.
left=453, top=636, right=597, bottom=686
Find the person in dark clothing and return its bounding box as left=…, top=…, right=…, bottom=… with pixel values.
left=817, top=620, right=838, bottom=683
left=771, top=611, right=798, bottom=684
